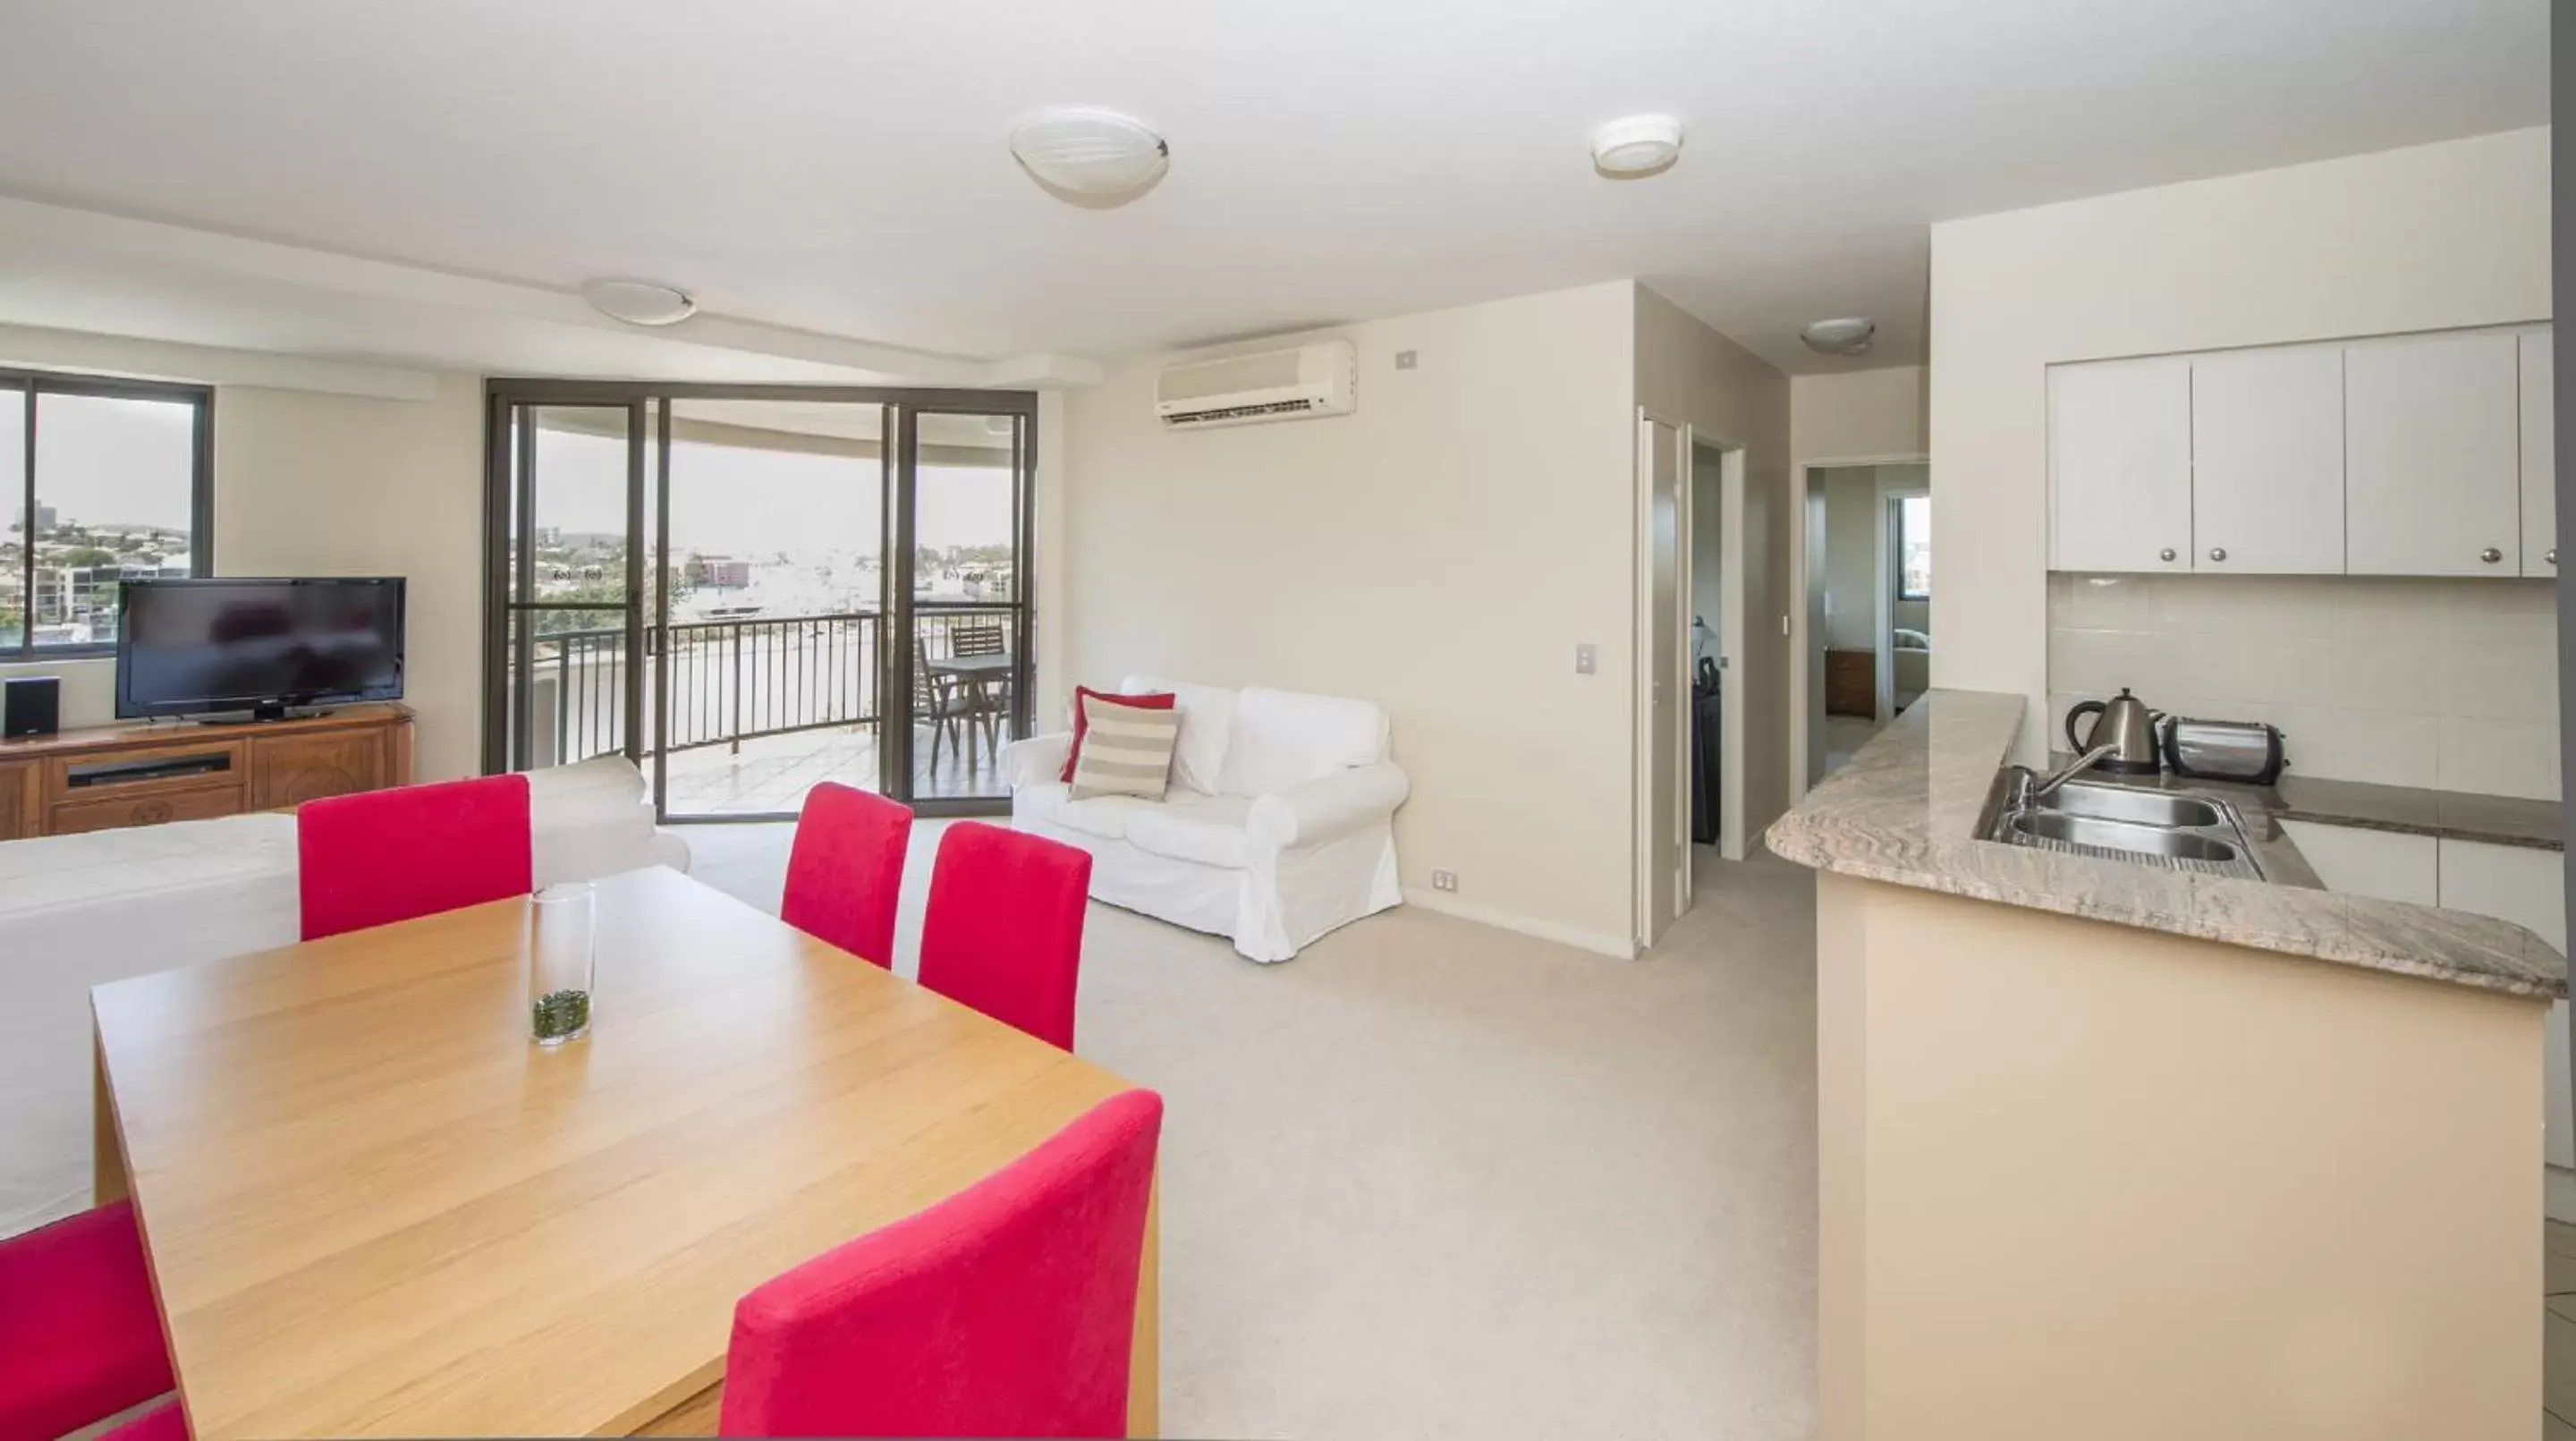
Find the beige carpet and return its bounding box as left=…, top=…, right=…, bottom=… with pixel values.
left=687, top=823, right=1819, bottom=1440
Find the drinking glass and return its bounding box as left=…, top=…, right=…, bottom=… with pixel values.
left=529, top=882, right=596, bottom=1047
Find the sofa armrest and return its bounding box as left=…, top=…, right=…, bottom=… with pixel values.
left=1247, top=762, right=1410, bottom=852
left=1004, top=733, right=1075, bottom=791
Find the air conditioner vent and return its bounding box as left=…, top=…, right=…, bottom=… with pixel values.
left=1156, top=342, right=1355, bottom=429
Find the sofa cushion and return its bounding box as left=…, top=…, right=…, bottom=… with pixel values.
left=1069, top=694, right=1182, bottom=801
left=1014, top=782, right=1155, bottom=843
left=1215, top=688, right=1391, bottom=798
left=1061, top=687, right=1174, bottom=783
left=1123, top=793, right=1255, bottom=870
left=1121, top=675, right=1238, bottom=796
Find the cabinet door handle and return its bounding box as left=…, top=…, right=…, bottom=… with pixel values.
left=2158, top=547, right=2176, bottom=563
left=2481, top=547, right=2504, bottom=564
left=2207, top=547, right=2226, bottom=563
left=2549, top=548, right=2559, bottom=566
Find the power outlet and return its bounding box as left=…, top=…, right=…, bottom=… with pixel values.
left=1430, top=869, right=1459, bottom=893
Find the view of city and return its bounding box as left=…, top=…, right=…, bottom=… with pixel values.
left=0, top=388, right=202, bottom=650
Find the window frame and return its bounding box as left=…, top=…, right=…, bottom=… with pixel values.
left=1895, top=492, right=1931, bottom=603
left=1, top=369, right=215, bottom=661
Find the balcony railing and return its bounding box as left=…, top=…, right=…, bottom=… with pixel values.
left=511, top=607, right=1018, bottom=771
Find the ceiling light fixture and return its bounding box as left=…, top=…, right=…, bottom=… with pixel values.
left=1800, top=318, right=1877, bottom=356
left=581, top=278, right=698, bottom=327
left=1010, top=107, right=1169, bottom=199
left=1591, top=114, right=1683, bottom=178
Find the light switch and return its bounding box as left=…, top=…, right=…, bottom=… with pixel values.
left=1395, top=350, right=1419, bottom=370
left=1575, top=643, right=1597, bottom=674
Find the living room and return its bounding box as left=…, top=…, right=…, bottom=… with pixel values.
left=0, top=4, right=2566, bottom=1440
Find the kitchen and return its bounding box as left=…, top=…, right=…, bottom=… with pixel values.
left=1773, top=128, right=2563, bottom=1439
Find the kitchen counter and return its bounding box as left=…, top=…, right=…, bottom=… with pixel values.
left=1767, top=689, right=2566, bottom=998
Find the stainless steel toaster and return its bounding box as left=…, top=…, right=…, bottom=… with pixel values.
left=2161, top=716, right=2286, bottom=785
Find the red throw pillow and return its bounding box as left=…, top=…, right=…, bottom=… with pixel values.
left=1063, top=687, right=1176, bottom=783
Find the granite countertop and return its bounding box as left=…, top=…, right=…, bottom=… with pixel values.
left=1766, top=690, right=2567, bottom=1000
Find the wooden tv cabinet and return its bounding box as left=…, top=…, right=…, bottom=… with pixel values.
left=0, top=703, right=412, bottom=841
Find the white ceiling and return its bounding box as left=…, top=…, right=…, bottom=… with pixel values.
left=0, top=0, right=2548, bottom=379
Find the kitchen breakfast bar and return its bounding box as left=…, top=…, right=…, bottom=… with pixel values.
left=1769, top=690, right=2565, bottom=1441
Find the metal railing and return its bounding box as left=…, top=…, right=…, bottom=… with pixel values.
left=511, top=607, right=1019, bottom=769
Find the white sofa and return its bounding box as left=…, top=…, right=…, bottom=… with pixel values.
left=1004, top=676, right=1408, bottom=964
left=0, top=756, right=690, bottom=1239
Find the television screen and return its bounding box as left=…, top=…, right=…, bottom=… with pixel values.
left=117, top=578, right=406, bottom=719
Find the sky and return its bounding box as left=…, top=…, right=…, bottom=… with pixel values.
left=531, top=425, right=1016, bottom=557
left=3, top=390, right=198, bottom=534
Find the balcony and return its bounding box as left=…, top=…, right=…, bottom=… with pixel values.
left=515, top=608, right=1023, bottom=816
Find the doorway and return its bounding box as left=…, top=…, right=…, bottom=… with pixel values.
left=481, top=383, right=1038, bottom=822
left=1637, top=414, right=1747, bottom=952
left=1798, top=461, right=1929, bottom=784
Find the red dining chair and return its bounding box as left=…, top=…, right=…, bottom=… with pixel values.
left=296, top=774, right=534, bottom=941
left=96, top=1400, right=185, bottom=1441
left=780, top=784, right=914, bottom=968
left=717, top=1089, right=1163, bottom=1440
left=917, top=821, right=1092, bottom=1051
left=0, top=1200, right=177, bottom=1441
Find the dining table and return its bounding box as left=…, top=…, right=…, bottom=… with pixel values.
left=89, top=865, right=1158, bottom=1439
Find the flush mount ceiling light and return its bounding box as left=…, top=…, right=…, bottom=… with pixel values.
left=1010, top=107, right=1169, bottom=199
left=1591, top=114, right=1683, bottom=178
left=581, top=278, right=697, bottom=327
left=1800, top=318, right=1877, bottom=356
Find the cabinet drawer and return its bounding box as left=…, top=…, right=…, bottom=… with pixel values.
left=46, top=738, right=246, bottom=801
left=50, top=782, right=246, bottom=835
left=251, top=730, right=386, bottom=810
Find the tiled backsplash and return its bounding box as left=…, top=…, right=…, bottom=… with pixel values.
left=2046, top=573, right=2561, bottom=801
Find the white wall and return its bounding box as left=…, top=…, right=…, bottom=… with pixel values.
left=2049, top=574, right=2559, bottom=800
left=216, top=377, right=485, bottom=781
left=1821, top=469, right=1880, bottom=649
left=1690, top=443, right=1723, bottom=648
left=0, top=359, right=483, bottom=782
left=1062, top=281, right=1641, bottom=949
left=1792, top=365, right=1927, bottom=463
left=1636, top=284, right=1794, bottom=846
left=1930, top=127, right=2551, bottom=758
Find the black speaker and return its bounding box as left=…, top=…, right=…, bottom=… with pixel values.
left=3, top=675, right=60, bottom=739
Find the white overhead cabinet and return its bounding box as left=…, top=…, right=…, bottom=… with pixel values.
left=2523, top=330, right=2556, bottom=577
left=2190, top=347, right=2345, bottom=574
left=2345, top=331, right=2521, bottom=577
left=2046, top=356, right=2191, bottom=574
left=2048, top=325, right=2552, bottom=578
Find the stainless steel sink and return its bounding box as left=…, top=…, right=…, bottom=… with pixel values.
left=2038, top=781, right=2224, bottom=831
left=1982, top=771, right=2266, bottom=879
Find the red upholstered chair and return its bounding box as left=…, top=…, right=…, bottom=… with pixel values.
left=96, top=1400, right=186, bottom=1441
left=0, top=1200, right=177, bottom=1441
left=296, top=774, right=534, bottom=941
left=780, top=784, right=915, bottom=968
left=917, top=821, right=1092, bottom=1051
left=717, top=1089, right=1163, bottom=1440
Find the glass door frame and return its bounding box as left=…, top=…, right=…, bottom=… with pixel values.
left=480, top=379, right=1040, bottom=822
left=889, top=403, right=1037, bottom=816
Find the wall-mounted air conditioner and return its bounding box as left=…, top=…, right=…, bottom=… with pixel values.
left=1156, top=341, right=1356, bottom=429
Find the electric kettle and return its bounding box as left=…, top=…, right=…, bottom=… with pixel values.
left=2063, top=689, right=2164, bottom=776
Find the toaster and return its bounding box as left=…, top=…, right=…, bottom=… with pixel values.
left=2161, top=716, right=2286, bottom=785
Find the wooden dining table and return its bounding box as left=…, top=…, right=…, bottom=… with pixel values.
left=89, top=865, right=1158, bottom=1439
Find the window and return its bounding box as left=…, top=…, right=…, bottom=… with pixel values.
left=1896, top=494, right=1931, bottom=601
left=1, top=372, right=211, bottom=657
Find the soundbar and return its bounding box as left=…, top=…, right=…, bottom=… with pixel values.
left=64, top=752, right=233, bottom=789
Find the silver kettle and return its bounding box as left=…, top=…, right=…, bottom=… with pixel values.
left=2064, top=689, right=2164, bottom=776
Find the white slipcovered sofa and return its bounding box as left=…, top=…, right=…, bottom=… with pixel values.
left=1003, top=676, right=1408, bottom=963
left=0, top=755, right=690, bottom=1239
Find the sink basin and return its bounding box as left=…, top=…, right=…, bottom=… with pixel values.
left=2006, top=810, right=2243, bottom=864
left=2039, top=781, right=2223, bottom=830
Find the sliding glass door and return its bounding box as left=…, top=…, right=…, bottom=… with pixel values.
left=483, top=384, right=1037, bottom=821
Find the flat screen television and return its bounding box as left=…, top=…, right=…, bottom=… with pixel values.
left=116, top=577, right=406, bottom=721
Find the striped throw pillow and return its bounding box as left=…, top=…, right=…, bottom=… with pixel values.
left=1069, top=693, right=1182, bottom=801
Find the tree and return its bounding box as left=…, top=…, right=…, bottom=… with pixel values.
left=55, top=547, right=119, bottom=569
